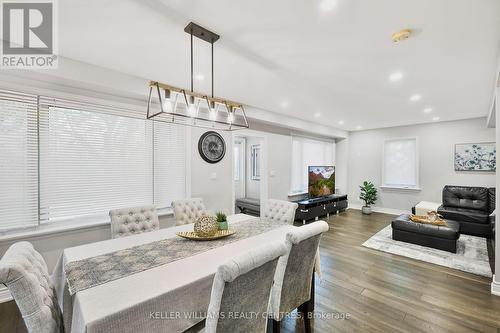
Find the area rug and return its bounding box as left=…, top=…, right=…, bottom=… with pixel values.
left=362, top=225, right=492, bottom=277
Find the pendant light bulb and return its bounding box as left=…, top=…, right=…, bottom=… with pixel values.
left=209, top=102, right=218, bottom=121
left=188, top=95, right=197, bottom=117
left=163, top=89, right=173, bottom=112
left=227, top=107, right=234, bottom=124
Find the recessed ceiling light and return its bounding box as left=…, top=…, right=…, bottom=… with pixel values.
left=389, top=72, right=403, bottom=82
left=314, top=112, right=321, bottom=118
left=432, top=116, right=440, bottom=121
left=195, top=74, right=205, bottom=81
left=319, top=0, right=337, bottom=12
left=423, top=107, right=433, bottom=113
left=338, top=120, right=344, bottom=125
left=280, top=101, right=289, bottom=108
left=356, top=125, right=362, bottom=130
left=409, top=94, right=421, bottom=102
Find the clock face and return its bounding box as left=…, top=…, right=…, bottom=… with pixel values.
left=198, top=131, right=226, bottom=163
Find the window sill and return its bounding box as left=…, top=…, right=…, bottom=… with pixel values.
left=288, top=191, right=308, bottom=197
left=379, top=185, right=422, bottom=192
left=0, top=208, right=173, bottom=243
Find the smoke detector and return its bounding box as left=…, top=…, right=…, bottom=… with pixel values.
left=392, top=29, right=411, bottom=42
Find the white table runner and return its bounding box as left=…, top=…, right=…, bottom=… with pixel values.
left=52, top=214, right=299, bottom=333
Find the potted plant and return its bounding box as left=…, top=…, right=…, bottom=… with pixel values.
left=359, top=181, right=377, bottom=214
left=216, top=211, right=228, bottom=230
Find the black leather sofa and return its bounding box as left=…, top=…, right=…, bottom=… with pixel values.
left=436, top=185, right=495, bottom=238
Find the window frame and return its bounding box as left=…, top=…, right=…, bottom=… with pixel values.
left=250, top=144, right=261, bottom=181
left=381, top=137, right=421, bottom=191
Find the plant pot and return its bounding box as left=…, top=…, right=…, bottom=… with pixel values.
left=362, top=206, right=372, bottom=215
left=218, top=221, right=228, bottom=230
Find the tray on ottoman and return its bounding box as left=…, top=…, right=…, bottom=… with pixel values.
left=392, top=214, right=460, bottom=253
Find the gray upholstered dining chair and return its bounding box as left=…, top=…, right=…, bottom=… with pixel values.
left=262, top=199, right=298, bottom=224
left=0, top=241, right=63, bottom=333
left=109, top=205, right=159, bottom=239
left=202, top=241, right=288, bottom=333
left=268, top=220, right=329, bottom=333
left=171, top=198, right=207, bottom=225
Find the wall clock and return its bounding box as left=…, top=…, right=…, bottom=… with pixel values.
left=198, top=131, right=226, bottom=163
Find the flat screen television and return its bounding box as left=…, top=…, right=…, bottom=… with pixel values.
left=308, top=166, right=335, bottom=198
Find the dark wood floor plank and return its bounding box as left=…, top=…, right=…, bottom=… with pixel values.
left=279, top=209, right=500, bottom=332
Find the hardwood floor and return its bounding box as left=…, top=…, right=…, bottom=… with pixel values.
left=279, top=209, right=500, bottom=333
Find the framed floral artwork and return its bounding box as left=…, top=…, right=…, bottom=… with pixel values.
left=454, top=142, right=496, bottom=171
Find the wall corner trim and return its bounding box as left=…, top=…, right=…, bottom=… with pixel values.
left=492, top=275, right=500, bottom=296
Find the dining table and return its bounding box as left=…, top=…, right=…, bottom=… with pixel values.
left=51, top=213, right=321, bottom=333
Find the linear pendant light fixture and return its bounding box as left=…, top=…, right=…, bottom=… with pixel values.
left=146, top=22, right=249, bottom=130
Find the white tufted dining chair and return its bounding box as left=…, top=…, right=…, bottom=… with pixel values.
left=0, top=241, right=63, bottom=333
left=269, top=220, right=329, bottom=333
left=109, top=205, right=159, bottom=239
left=171, top=198, right=207, bottom=225
left=261, top=199, right=298, bottom=224
left=203, top=242, right=287, bottom=333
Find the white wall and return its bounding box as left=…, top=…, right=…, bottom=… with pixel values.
left=190, top=128, right=233, bottom=214
left=335, top=137, right=349, bottom=195
left=267, top=133, right=293, bottom=201
left=347, top=117, right=495, bottom=212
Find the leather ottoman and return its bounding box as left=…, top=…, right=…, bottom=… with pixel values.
left=392, top=214, right=460, bottom=253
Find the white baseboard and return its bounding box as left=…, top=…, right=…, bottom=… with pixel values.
left=348, top=203, right=410, bottom=216
left=0, top=286, right=12, bottom=303
left=491, top=275, right=500, bottom=296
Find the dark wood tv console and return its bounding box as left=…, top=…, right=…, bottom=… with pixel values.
left=294, top=194, right=348, bottom=224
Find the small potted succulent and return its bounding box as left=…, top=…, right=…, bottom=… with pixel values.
left=216, top=212, right=228, bottom=230
left=359, top=181, right=377, bottom=215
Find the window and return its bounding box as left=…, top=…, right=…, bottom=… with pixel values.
left=0, top=90, right=187, bottom=231
left=383, top=138, right=419, bottom=189
left=251, top=144, right=261, bottom=180
left=39, top=106, right=153, bottom=221
left=0, top=91, right=39, bottom=230
left=290, top=136, right=334, bottom=193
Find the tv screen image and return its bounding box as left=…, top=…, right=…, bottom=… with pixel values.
left=308, top=166, right=335, bottom=198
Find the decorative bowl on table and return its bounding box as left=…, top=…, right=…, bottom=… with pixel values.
left=176, top=229, right=235, bottom=241
left=193, top=214, right=218, bottom=237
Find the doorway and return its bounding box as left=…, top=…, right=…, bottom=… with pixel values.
left=233, top=134, right=264, bottom=215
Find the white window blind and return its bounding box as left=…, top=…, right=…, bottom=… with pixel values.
left=39, top=104, right=153, bottom=221
left=0, top=91, right=39, bottom=230
left=290, top=136, right=335, bottom=193
left=383, top=138, right=418, bottom=188
left=0, top=92, right=188, bottom=230
left=153, top=121, right=186, bottom=208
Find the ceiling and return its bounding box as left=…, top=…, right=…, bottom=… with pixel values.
left=57, top=0, right=500, bottom=131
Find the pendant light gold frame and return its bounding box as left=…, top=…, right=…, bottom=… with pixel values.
left=146, top=22, right=249, bottom=131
